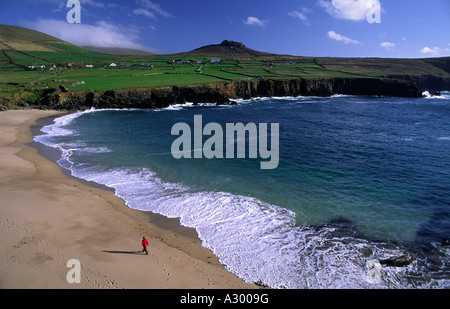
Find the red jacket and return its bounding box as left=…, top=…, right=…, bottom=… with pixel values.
left=142, top=238, right=149, bottom=247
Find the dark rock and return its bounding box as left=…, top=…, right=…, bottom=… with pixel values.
left=220, top=40, right=246, bottom=49
left=386, top=75, right=450, bottom=92
left=41, top=88, right=57, bottom=97
left=25, top=77, right=425, bottom=111
left=380, top=254, right=416, bottom=267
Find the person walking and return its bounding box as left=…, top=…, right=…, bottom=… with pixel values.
left=142, top=236, right=149, bottom=255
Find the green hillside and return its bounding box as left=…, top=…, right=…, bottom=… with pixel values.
left=0, top=25, right=116, bottom=66
left=1, top=24, right=449, bottom=110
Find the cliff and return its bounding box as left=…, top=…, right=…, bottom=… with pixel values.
left=385, top=75, right=450, bottom=92
left=27, top=77, right=423, bottom=111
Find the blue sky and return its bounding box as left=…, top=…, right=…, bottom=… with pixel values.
left=1, top=0, right=449, bottom=58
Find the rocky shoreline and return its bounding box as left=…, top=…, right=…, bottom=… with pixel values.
left=2, top=76, right=447, bottom=111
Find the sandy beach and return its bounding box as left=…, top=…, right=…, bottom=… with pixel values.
left=0, top=109, right=256, bottom=289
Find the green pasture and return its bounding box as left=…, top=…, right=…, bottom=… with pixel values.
left=1, top=44, right=448, bottom=99
left=0, top=53, right=378, bottom=95
left=65, top=72, right=221, bottom=91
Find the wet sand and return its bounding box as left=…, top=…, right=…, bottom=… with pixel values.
left=0, top=110, right=256, bottom=289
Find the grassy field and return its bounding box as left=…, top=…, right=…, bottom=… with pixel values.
left=0, top=52, right=381, bottom=93
left=0, top=50, right=300, bottom=92
left=1, top=24, right=449, bottom=106
left=1, top=50, right=449, bottom=93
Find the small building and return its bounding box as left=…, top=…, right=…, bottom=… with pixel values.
left=86, top=64, right=94, bottom=68
left=168, top=59, right=184, bottom=64
left=133, top=62, right=148, bottom=67
left=211, top=58, right=223, bottom=64
left=109, top=63, right=117, bottom=67
left=28, top=65, right=46, bottom=70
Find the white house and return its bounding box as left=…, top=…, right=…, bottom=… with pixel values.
left=211, top=58, right=222, bottom=64
left=109, top=63, right=117, bottom=67
left=28, top=65, right=46, bottom=70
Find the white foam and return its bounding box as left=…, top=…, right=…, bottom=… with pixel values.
left=152, top=102, right=230, bottom=112
left=34, top=108, right=94, bottom=146
left=79, top=147, right=112, bottom=153
left=331, top=94, right=356, bottom=98
left=54, top=161, right=432, bottom=289
left=163, top=104, right=185, bottom=111
left=422, top=91, right=450, bottom=100
left=34, top=108, right=448, bottom=289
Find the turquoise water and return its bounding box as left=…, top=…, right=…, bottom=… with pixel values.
left=35, top=93, right=450, bottom=288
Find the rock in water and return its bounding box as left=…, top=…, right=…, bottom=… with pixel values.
left=380, top=254, right=416, bottom=267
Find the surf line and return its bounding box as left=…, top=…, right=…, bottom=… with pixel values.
left=171, top=115, right=279, bottom=170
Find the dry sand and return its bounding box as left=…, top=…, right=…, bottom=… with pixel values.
left=0, top=110, right=257, bottom=289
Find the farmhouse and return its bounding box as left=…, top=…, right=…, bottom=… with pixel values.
left=167, top=59, right=184, bottom=64
left=133, top=62, right=148, bottom=67
left=211, top=58, right=223, bottom=64
left=28, top=65, right=46, bottom=70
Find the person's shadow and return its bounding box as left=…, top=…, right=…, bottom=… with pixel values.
left=102, top=250, right=144, bottom=255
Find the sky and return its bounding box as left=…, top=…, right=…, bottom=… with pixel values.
left=1, top=0, right=449, bottom=58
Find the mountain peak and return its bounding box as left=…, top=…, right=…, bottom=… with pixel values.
left=220, top=40, right=246, bottom=49
left=185, top=40, right=277, bottom=59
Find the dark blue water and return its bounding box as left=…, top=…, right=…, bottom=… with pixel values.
left=35, top=93, right=450, bottom=288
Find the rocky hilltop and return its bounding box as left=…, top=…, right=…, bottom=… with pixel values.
left=183, top=40, right=281, bottom=59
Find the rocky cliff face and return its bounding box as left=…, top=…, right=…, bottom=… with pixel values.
left=385, top=75, right=450, bottom=92
left=21, top=77, right=425, bottom=111
left=221, top=78, right=421, bottom=98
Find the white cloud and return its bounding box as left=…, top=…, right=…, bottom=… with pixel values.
left=380, top=42, right=395, bottom=50
left=80, top=0, right=106, bottom=8
left=419, top=46, right=450, bottom=56
left=244, top=16, right=268, bottom=27
left=37, top=0, right=108, bottom=12
left=137, top=0, right=172, bottom=18
left=319, top=0, right=380, bottom=21
left=24, top=19, right=149, bottom=50
left=327, top=31, right=361, bottom=45
left=133, top=8, right=156, bottom=19
left=288, top=8, right=312, bottom=25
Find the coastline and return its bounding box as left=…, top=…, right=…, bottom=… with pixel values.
left=9, top=77, right=427, bottom=112
left=0, top=109, right=256, bottom=289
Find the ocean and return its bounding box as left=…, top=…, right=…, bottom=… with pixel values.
left=34, top=92, right=450, bottom=289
